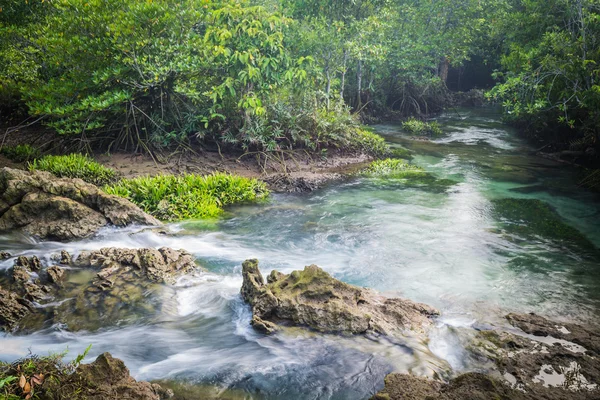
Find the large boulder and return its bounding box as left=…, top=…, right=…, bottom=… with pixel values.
left=0, top=167, right=160, bottom=240
left=0, top=247, right=199, bottom=332
left=240, top=259, right=438, bottom=335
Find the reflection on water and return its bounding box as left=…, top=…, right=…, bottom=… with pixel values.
left=1, top=108, right=599, bottom=399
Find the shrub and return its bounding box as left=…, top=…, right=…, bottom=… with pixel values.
left=402, top=118, right=443, bottom=136
left=347, top=128, right=389, bottom=157
left=0, top=144, right=40, bottom=162
left=29, top=153, right=117, bottom=185
left=104, top=173, right=269, bottom=221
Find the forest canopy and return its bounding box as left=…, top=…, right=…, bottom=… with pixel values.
left=0, top=0, right=599, bottom=157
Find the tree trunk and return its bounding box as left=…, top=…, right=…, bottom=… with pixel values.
left=356, top=59, right=363, bottom=110
left=439, top=57, right=449, bottom=84
left=340, top=50, right=348, bottom=100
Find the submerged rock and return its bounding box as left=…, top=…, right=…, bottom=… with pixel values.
left=0, top=248, right=199, bottom=332
left=240, top=259, right=438, bottom=335
left=0, top=167, right=160, bottom=240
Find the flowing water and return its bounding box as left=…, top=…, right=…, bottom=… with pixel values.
left=1, top=108, right=600, bottom=399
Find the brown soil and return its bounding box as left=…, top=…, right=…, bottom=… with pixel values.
left=0, top=122, right=373, bottom=192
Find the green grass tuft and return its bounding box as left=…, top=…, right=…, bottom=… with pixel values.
left=104, top=173, right=269, bottom=221
left=0, top=144, right=40, bottom=163
left=361, top=158, right=426, bottom=179
left=29, top=153, right=117, bottom=185
left=402, top=118, right=443, bottom=136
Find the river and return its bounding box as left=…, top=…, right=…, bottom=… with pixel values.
left=1, top=108, right=599, bottom=399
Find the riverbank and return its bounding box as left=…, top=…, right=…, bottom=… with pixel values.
left=1, top=108, right=599, bottom=399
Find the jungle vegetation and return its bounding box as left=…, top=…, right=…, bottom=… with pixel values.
left=0, top=0, right=598, bottom=167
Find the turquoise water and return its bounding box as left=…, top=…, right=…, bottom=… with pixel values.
left=1, top=108, right=599, bottom=399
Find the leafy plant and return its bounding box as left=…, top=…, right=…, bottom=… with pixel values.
left=401, top=118, right=443, bottom=136
left=0, top=144, right=40, bottom=163
left=104, top=173, right=269, bottom=221
left=29, top=154, right=117, bottom=185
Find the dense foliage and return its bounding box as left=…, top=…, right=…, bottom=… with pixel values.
left=487, top=0, right=600, bottom=156
left=0, top=0, right=598, bottom=166
left=29, top=154, right=117, bottom=185
left=104, top=173, right=269, bottom=220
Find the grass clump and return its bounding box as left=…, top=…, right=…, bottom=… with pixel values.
left=0, top=144, right=40, bottom=163
left=360, top=158, right=456, bottom=190
left=361, top=158, right=427, bottom=179
left=402, top=118, right=443, bottom=136
left=104, top=173, right=269, bottom=221
left=29, top=153, right=116, bottom=185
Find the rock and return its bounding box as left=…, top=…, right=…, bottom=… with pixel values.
left=0, top=247, right=199, bottom=333
left=16, top=254, right=42, bottom=271
left=470, top=318, right=600, bottom=400
left=77, top=247, right=197, bottom=284
left=240, top=259, right=438, bottom=335
left=0, top=251, right=10, bottom=259
left=59, top=250, right=71, bottom=265
left=0, top=286, right=32, bottom=331
left=47, top=265, right=65, bottom=284
left=507, top=312, right=600, bottom=355
left=0, top=167, right=160, bottom=240
left=72, top=353, right=173, bottom=400
left=11, top=265, right=30, bottom=283
left=251, top=315, right=279, bottom=334
left=263, top=174, right=338, bottom=193
left=371, top=372, right=529, bottom=400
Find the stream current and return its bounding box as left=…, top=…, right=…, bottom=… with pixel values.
left=1, top=108, right=599, bottom=399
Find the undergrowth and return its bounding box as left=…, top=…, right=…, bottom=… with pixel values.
left=0, top=345, right=91, bottom=400
left=104, top=173, right=269, bottom=221
left=402, top=118, right=443, bottom=136
left=0, top=144, right=40, bottom=163
left=29, top=154, right=117, bottom=186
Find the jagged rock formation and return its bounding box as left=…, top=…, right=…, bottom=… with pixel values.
left=0, top=247, right=199, bottom=332
left=0, top=167, right=160, bottom=240
left=240, top=259, right=438, bottom=335
left=372, top=313, right=600, bottom=400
